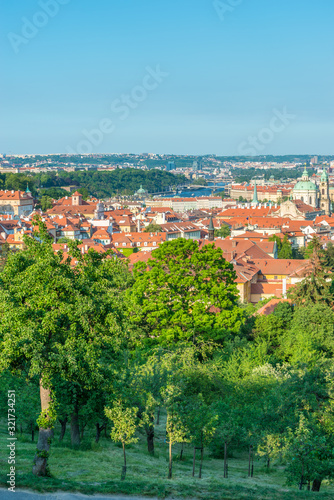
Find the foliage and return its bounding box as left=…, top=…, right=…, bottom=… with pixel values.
left=144, top=223, right=163, bottom=233
left=105, top=401, right=140, bottom=447
left=215, top=225, right=231, bottom=238
left=130, top=239, right=243, bottom=345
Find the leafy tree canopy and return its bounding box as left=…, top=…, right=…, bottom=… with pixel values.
left=130, top=239, right=244, bottom=346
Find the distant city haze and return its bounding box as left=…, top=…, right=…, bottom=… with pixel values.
left=1, top=0, right=333, bottom=155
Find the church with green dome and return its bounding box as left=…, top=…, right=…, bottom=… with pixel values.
left=292, top=167, right=331, bottom=215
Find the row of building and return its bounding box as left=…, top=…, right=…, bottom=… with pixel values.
left=0, top=185, right=332, bottom=306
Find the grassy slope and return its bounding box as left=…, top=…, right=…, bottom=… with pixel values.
left=0, top=416, right=333, bottom=500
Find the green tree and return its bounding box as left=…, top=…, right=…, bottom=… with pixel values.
left=269, top=234, right=292, bottom=259
left=105, top=401, right=141, bottom=480
left=288, top=245, right=333, bottom=307
left=215, top=225, right=231, bottom=238
left=40, top=195, right=53, bottom=212
left=0, top=217, right=133, bottom=476
left=280, top=303, right=334, bottom=363
left=183, top=394, right=217, bottom=478
left=144, top=223, right=163, bottom=233
left=304, top=235, right=324, bottom=259
left=278, top=235, right=293, bottom=259
left=283, top=414, right=334, bottom=491
left=163, top=384, right=189, bottom=479
left=130, top=239, right=243, bottom=346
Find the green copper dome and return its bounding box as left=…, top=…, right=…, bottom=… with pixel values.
left=293, top=180, right=317, bottom=191
left=136, top=184, right=146, bottom=194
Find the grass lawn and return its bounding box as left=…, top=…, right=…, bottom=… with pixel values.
left=0, top=414, right=333, bottom=500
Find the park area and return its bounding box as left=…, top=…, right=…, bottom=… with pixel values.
left=1, top=415, right=334, bottom=500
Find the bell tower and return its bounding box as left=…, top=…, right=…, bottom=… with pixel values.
left=319, top=169, right=331, bottom=216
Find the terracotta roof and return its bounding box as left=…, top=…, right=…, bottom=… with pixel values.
left=257, top=298, right=291, bottom=316
left=200, top=239, right=273, bottom=261
left=251, top=259, right=309, bottom=276
left=128, top=251, right=153, bottom=265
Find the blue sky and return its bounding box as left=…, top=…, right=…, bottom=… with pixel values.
left=0, top=0, right=333, bottom=155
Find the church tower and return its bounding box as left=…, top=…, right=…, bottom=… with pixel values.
left=208, top=215, right=215, bottom=241
left=319, top=169, right=331, bottom=215
left=251, top=180, right=258, bottom=206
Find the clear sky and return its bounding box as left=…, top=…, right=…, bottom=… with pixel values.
left=0, top=0, right=333, bottom=155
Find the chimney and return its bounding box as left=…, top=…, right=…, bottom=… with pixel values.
left=232, top=240, right=237, bottom=248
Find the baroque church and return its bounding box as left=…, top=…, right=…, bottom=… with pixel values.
left=292, top=167, right=331, bottom=216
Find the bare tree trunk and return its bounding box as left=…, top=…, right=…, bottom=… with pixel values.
left=267, top=456, right=270, bottom=468
left=70, top=404, right=80, bottom=447
left=168, top=440, right=172, bottom=479
left=248, top=445, right=253, bottom=477
left=121, top=441, right=126, bottom=480
left=146, top=414, right=155, bottom=454
left=31, top=424, right=35, bottom=442
left=199, top=447, right=204, bottom=479
left=192, top=447, right=196, bottom=477
left=80, top=423, right=85, bottom=441
left=312, top=479, right=322, bottom=491
left=224, top=442, right=228, bottom=478
left=180, top=442, right=184, bottom=460
left=104, top=424, right=108, bottom=438
left=33, top=379, right=53, bottom=477
left=95, top=423, right=105, bottom=443
left=59, top=417, right=67, bottom=442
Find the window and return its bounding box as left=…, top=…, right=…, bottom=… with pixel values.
left=115, top=242, right=118, bottom=246
left=137, top=242, right=140, bottom=246
left=122, top=242, right=126, bottom=246
left=322, top=189, right=325, bottom=195
left=274, top=276, right=278, bottom=279
left=153, top=242, right=156, bottom=246
left=144, top=242, right=148, bottom=246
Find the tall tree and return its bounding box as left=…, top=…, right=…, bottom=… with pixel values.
left=130, top=239, right=243, bottom=346
left=0, top=217, right=132, bottom=476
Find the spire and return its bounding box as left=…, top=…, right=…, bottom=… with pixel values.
left=25, top=183, right=31, bottom=194
left=321, top=168, right=328, bottom=182
left=252, top=181, right=258, bottom=205
left=302, top=164, right=309, bottom=180
left=208, top=214, right=215, bottom=241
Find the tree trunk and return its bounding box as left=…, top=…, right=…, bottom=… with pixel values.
left=33, top=380, right=53, bottom=477
left=121, top=441, right=126, bottom=480
left=20, top=423, right=23, bottom=434
left=299, top=475, right=304, bottom=491
left=267, top=456, right=270, bottom=468
left=80, top=423, right=85, bottom=440
left=168, top=440, right=172, bottom=479
left=224, top=441, right=228, bottom=478
left=104, top=424, right=107, bottom=438
left=156, top=407, right=160, bottom=425
left=59, top=417, right=67, bottom=442
left=95, top=423, right=105, bottom=443
left=199, top=447, right=204, bottom=479
left=312, top=479, right=322, bottom=492
left=192, top=447, right=196, bottom=477
left=31, top=426, right=35, bottom=442
left=180, top=442, right=184, bottom=460
left=70, top=405, right=80, bottom=447
left=248, top=445, right=253, bottom=477
left=146, top=415, right=155, bottom=455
